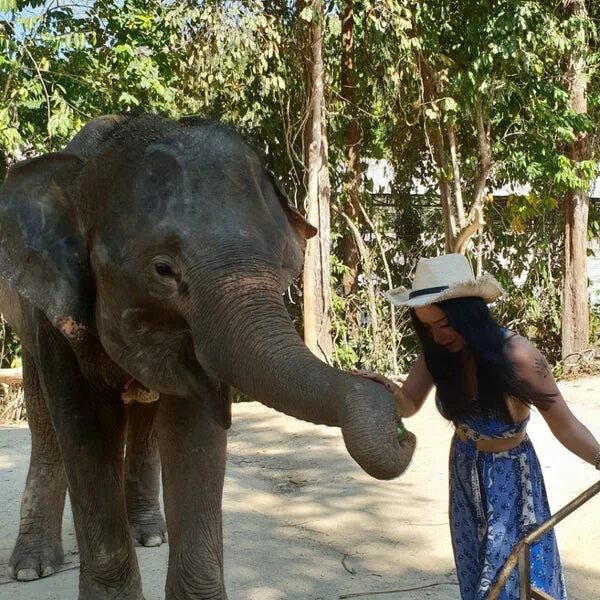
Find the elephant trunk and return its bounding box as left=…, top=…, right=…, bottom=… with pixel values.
left=191, top=271, right=415, bottom=480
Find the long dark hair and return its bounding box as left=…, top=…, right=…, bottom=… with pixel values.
left=411, top=296, right=555, bottom=423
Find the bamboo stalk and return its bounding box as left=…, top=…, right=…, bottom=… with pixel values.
left=487, top=480, right=600, bottom=599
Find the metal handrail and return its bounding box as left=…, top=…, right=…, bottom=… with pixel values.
left=487, top=479, right=600, bottom=600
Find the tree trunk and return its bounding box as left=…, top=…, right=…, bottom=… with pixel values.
left=0, top=150, right=6, bottom=181
left=303, top=0, right=333, bottom=364
left=340, top=0, right=362, bottom=296
left=416, top=50, right=490, bottom=255
left=562, top=0, right=590, bottom=360
left=339, top=211, right=379, bottom=351
left=415, top=47, right=455, bottom=252
left=452, top=101, right=490, bottom=254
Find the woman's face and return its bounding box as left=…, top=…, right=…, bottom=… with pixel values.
left=414, top=304, right=466, bottom=353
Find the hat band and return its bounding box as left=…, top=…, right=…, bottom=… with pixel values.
left=408, top=285, right=449, bottom=300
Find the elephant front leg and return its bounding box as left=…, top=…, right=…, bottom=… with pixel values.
left=33, top=320, right=143, bottom=600
left=157, top=393, right=227, bottom=600
left=125, top=402, right=167, bottom=547
left=9, top=350, right=67, bottom=581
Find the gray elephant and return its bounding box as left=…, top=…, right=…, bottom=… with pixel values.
left=0, top=114, right=415, bottom=599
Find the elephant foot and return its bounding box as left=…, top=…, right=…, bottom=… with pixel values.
left=8, top=533, right=64, bottom=581
left=165, top=585, right=227, bottom=600
left=79, top=578, right=145, bottom=600
left=78, top=551, right=144, bottom=600
left=128, top=505, right=167, bottom=547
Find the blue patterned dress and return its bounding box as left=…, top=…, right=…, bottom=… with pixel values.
left=447, top=406, right=567, bottom=599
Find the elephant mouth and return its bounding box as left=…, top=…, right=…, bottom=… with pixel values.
left=121, top=377, right=160, bottom=405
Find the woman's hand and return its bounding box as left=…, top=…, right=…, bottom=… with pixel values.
left=351, top=370, right=401, bottom=396
left=352, top=355, right=433, bottom=419
left=352, top=370, right=411, bottom=441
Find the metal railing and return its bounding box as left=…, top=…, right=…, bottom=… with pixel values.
left=487, top=479, right=600, bottom=600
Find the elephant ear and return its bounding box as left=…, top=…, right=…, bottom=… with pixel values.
left=267, top=170, right=318, bottom=240
left=0, top=153, right=92, bottom=339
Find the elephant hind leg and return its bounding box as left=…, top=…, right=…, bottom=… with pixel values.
left=125, top=401, right=167, bottom=547
left=9, top=350, right=67, bottom=581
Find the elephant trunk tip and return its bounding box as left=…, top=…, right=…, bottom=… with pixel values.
left=339, top=380, right=417, bottom=480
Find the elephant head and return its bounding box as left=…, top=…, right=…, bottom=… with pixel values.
left=0, top=114, right=415, bottom=479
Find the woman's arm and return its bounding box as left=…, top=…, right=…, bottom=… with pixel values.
left=353, top=353, right=434, bottom=418
left=509, top=336, right=600, bottom=468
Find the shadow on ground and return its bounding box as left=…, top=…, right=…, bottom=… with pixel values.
left=0, top=378, right=599, bottom=599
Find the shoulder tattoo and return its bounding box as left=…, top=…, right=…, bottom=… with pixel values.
left=535, top=355, right=550, bottom=378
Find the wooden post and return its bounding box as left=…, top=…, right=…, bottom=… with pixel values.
left=0, top=368, right=22, bottom=385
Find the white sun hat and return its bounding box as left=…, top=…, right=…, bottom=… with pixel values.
left=384, top=254, right=504, bottom=308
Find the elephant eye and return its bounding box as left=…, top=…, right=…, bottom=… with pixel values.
left=154, top=262, right=175, bottom=278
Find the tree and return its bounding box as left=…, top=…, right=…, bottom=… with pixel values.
left=561, top=0, right=591, bottom=360
left=366, top=1, right=598, bottom=363
left=339, top=0, right=362, bottom=295
left=409, top=2, right=491, bottom=255
left=302, top=0, right=333, bottom=363
left=2, top=0, right=599, bottom=373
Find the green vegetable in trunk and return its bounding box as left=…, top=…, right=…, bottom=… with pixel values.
left=396, top=420, right=408, bottom=443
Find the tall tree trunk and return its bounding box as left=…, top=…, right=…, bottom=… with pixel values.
left=303, top=0, right=333, bottom=364
left=562, top=0, right=590, bottom=359
left=414, top=46, right=490, bottom=255
left=340, top=0, right=361, bottom=295
left=452, top=101, right=490, bottom=254
left=415, top=47, right=455, bottom=252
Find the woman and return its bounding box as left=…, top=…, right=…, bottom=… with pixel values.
left=355, top=254, right=600, bottom=600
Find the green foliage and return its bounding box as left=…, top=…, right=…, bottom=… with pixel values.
left=589, top=302, right=600, bottom=347
left=480, top=197, right=564, bottom=363
left=0, top=320, right=21, bottom=368
left=0, top=0, right=598, bottom=374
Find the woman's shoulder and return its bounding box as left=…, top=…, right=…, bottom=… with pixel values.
left=502, top=330, right=547, bottom=372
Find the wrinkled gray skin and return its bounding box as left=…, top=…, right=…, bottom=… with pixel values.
left=4, top=116, right=167, bottom=589
left=0, top=114, right=415, bottom=599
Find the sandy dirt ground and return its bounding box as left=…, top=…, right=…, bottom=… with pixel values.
left=0, top=376, right=599, bottom=600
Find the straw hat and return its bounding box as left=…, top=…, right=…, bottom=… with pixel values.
left=384, top=254, right=504, bottom=308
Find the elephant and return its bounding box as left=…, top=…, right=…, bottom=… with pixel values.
left=5, top=115, right=170, bottom=587
left=0, top=113, right=416, bottom=599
